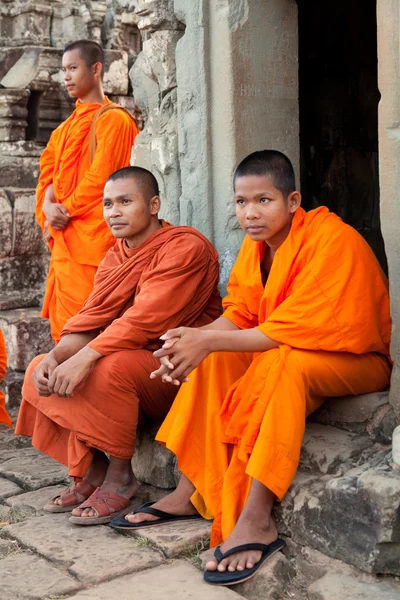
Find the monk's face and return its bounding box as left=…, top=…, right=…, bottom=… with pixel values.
left=103, top=177, right=160, bottom=248
left=62, top=49, right=100, bottom=99
left=234, top=174, right=301, bottom=249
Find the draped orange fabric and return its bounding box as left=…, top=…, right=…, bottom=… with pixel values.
left=0, top=330, right=12, bottom=427
left=16, top=224, right=221, bottom=476
left=156, top=207, right=392, bottom=546
left=36, top=96, right=139, bottom=342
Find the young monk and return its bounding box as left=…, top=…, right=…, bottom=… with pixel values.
left=36, top=39, right=139, bottom=342
left=16, top=166, right=221, bottom=525
left=0, top=330, right=11, bottom=427
left=111, top=151, right=392, bottom=586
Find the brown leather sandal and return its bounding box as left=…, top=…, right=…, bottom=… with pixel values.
left=68, top=488, right=135, bottom=526
left=44, top=480, right=96, bottom=513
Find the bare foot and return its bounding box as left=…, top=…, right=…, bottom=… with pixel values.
left=125, top=473, right=197, bottom=524
left=205, top=515, right=278, bottom=573
left=54, top=450, right=109, bottom=506
left=71, top=457, right=136, bottom=518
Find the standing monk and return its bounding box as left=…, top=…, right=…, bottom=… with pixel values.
left=16, top=166, right=221, bottom=525
left=113, top=151, right=392, bottom=587
left=36, top=40, right=139, bottom=342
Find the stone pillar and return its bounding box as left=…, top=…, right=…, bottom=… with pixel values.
left=129, top=0, right=185, bottom=224
left=0, top=89, right=30, bottom=142
left=81, top=1, right=108, bottom=43
left=377, top=0, right=400, bottom=420
left=174, top=0, right=299, bottom=286
left=0, top=0, right=52, bottom=47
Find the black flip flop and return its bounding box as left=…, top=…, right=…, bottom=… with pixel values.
left=109, top=501, right=204, bottom=530
left=204, top=538, right=286, bottom=586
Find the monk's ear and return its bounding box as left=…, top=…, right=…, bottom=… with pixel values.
left=150, top=195, right=161, bottom=215
left=287, top=191, right=301, bottom=213
left=92, top=62, right=103, bottom=81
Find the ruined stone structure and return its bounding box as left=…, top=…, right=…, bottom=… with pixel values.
left=1, top=0, right=400, bottom=589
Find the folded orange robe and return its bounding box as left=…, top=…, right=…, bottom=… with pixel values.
left=16, top=223, right=221, bottom=476
left=0, top=330, right=12, bottom=427
left=157, top=206, right=392, bottom=546
left=36, top=96, right=139, bottom=342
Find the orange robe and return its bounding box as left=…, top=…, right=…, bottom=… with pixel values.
left=16, top=223, right=221, bottom=477
left=0, top=330, right=11, bottom=427
left=156, top=206, right=392, bottom=546
left=36, top=96, right=139, bottom=342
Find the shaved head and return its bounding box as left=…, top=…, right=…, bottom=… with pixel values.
left=234, top=150, right=296, bottom=198
left=63, top=40, right=104, bottom=72
left=107, top=166, right=160, bottom=201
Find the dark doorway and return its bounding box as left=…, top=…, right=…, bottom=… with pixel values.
left=297, top=0, right=387, bottom=272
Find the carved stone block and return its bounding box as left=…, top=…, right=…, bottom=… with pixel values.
left=0, top=89, right=29, bottom=142
left=0, top=190, right=12, bottom=258
left=8, top=188, right=48, bottom=256
left=0, top=141, right=42, bottom=187
left=50, top=2, right=89, bottom=48
left=0, top=308, right=52, bottom=371
left=0, top=1, right=52, bottom=47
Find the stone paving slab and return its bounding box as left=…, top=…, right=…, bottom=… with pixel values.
left=5, top=484, right=67, bottom=520
left=308, top=573, right=400, bottom=599
left=0, top=447, right=69, bottom=490
left=69, top=559, right=244, bottom=599
left=0, top=538, right=19, bottom=557
left=0, top=551, right=83, bottom=599
left=4, top=512, right=165, bottom=585
left=0, top=477, right=22, bottom=500
left=126, top=517, right=212, bottom=558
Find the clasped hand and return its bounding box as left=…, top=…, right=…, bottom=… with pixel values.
left=33, top=352, right=96, bottom=398
left=151, top=327, right=210, bottom=385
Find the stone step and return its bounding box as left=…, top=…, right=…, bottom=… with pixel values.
left=312, top=391, right=396, bottom=443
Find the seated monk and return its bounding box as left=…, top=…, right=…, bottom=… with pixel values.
left=110, top=150, right=392, bottom=587
left=0, top=330, right=12, bottom=427
left=16, top=166, right=221, bottom=525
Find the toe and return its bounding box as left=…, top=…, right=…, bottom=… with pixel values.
left=217, top=558, right=229, bottom=572
left=227, top=557, right=239, bottom=572
left=237, top=556, right=247, bottom=571
left=71, top=507, right=82, bottom=517
left=205, top=559, right=219, bottom=572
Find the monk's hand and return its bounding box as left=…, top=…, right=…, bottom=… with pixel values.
left=48, top=347, right=102, bottom=398
left=32, top=354, right=59, bottom=397
left=43, top=201, right=70, bottom=230
left=43, top=221, right=53, bottom=243
left=153, top=328, right=210, bottom=385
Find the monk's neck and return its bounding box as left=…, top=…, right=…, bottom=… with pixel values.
left=125, top=219, right=163, bottom=249
left=79, top=87, right=105, bottom=105
left=266, top=218, right=293, bottom=253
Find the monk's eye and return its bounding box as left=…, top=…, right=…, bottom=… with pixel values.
left=235, top=199, right=245, bottom=205
left=122, top=199, right=131, bottom=204
left=260, top=198, right=270, bottom=204
left=103, top=202, right=111, bottom=208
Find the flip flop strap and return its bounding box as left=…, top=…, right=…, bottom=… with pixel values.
left=217, top=542, right=272, bottom=561
left=134, top=502, right=179, bottom=520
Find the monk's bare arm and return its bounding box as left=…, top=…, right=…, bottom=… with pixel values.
left=201, top=327, right=279, bottom=353
left=51, top=332, right=100, bottom=364
left=199, top=316, right=240, bottom=331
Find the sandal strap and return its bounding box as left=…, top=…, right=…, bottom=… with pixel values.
left=217, top=542, right=272, bottom=561
left=50, top=481, right=96, bottom=508
left=133, top=502, right=179, bottom=520
left=77, top=488, right=133, bottom=518
left=214, top=546, right=224, bottom=563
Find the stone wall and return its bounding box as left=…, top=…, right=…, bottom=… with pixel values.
left=0, top=1, right=141, bottom=407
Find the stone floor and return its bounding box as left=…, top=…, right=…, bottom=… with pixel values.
left=1, top=412, right=400, bottom=600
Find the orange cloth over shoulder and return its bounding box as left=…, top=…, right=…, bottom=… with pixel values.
left=0, top=330, right=12, bottom=427
left=156, top=206, right=392, bottom=545
left=36, top=96, right=139, bottom=342
left=61, top=221, right=222, bottom=353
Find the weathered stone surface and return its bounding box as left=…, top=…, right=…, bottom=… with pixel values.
left=233, top=551, right=293, bottom=600
left=0, top=477, right=22, bottom=500
left=0, top=504, right=13, bottom=524
left=0, top=2, right=52, bottom=47
left=308, top=573, right=400, bottom=599
left=0, top=291, right=42, bottom=311
left=0, top=537, right=19, bottom=557
left=134, top=1, right=184, bottom=33
left=0, top=447, right=69, bottom=490
left=4, top=513, right=165, bottom=584
left=128, top=518, right=212, bottom=558
left=0, top=89, right=29, bottom=141
left=300, top=423, right=374, bottom=475
left=0, top=552, right=82, bottom=599
left=0, top=141, right=41, bottom=187
left=0, top=308, right=52, bottom=371
left=9, top=188, right=48, bottom=255
left=0, top=190, right=12, bottom=257
left=103, top=2, right=141, bottom=57
left=289, top=465, right=400, bottom=574
left=51, top=1, right=89, bottom=48
left=68, top=559, right=243, bottom=599
left=393, top=425, right=400, bottom=467
left=132, top=422, right=176, bottom=488
left=6, top=484, right=67, bottom=518
left=0, top=256, right=48, bottom=296
left=312, top=392, right=396, bottom=443
left=3, top=370, right=24, bottom=410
